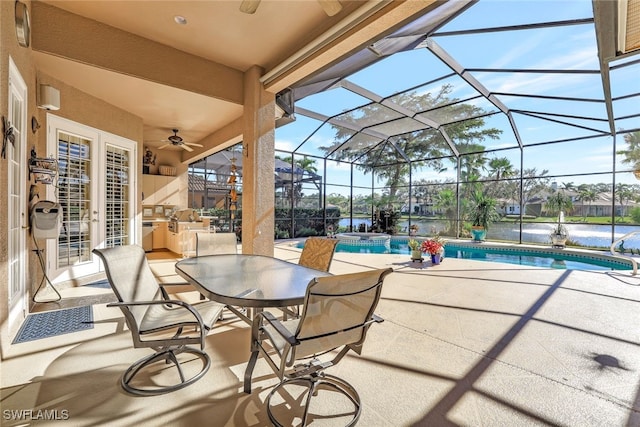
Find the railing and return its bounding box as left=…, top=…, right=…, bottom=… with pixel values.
left=609, top=231, right=639, bottom=276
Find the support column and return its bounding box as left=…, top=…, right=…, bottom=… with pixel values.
left=241, top=66, right=275, bottom=255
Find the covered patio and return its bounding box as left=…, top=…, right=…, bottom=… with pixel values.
left=2, top=245, right=639, bottom=426
left=1, top=1, right=640, bottom=426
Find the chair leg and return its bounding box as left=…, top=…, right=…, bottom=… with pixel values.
left=265, top=373, right=362, bottom=427
left=122, top=347, right=211, bottom=396
left=243, top=350, right=259, bottom=394
left=166, top=349, right=186, bottom=383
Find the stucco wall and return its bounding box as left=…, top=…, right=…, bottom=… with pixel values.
left=1, top=0, right=145, bottom=350
left=0, top=0, right=38, bottom=345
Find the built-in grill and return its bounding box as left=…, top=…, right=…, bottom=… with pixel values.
left=168, top=209, right=203, bottom=234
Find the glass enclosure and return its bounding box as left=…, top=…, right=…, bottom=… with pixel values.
left=187, top=146, right=243, bottom=233
left=190, top=1, right=640, bottom=250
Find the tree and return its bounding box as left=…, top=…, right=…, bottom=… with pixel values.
left=616, top=131, right=640, bottom=170
left=276, top=155, right=320, bottom=208
left=615, top=183, right=634, bottom=218
left=561, top=181, right=575, bottom=192
left=276, top=155, right=318, bottom=174
left=322, top=84, right=502, bottom=204
left=411, top=179, right=444, bottom=215
left=326, top=193, right=349, bottom=212
left=577, top=184, right=598, bottom=219
left=545, top=190, right=573, bottom=220
left=458, top=144, right=490, bottom=183
left=505, top=168, right=550, bottom=215
left=488, top=156, right=515, bottom=180
left=486, top=156, right=516, bottom=200
left=433, top=187, right=457, bottom=234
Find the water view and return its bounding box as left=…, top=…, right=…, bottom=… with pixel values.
left=338, top=218, right=640, bottom=249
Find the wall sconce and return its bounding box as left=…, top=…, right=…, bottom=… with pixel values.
left=31, top=116, right=40, bottom=133
left=37, top=84, right=60, bottom=110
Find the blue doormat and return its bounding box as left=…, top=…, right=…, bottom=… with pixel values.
left=12, top=306, right=94, bottom=344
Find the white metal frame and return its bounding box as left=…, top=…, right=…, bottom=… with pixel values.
left=46, top=114, right=137, bottom=284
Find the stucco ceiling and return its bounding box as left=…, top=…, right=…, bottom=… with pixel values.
left=32, top=0, right=371, bottom=150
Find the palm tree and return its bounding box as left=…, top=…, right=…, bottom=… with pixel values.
left=434, top=188, right=457, bottom=235
left=577, top=185, right=598, bottom=220
left=546, top=190, right=573, bottom=238
left=276, top=155, right=318, bottom=174
left=488, top=156, right=515, bottom=180
left=615, top=183, right=634, bottom=219
left=561, top=181, right=575, bottom=192
left=616, top=131, right=640, bottom=171
left=294, top=156, right=318, bottom=175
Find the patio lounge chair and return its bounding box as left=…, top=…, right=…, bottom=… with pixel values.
left=243, top=267, right=393, bottom=426
left=93, top=245, right=224, bottom=396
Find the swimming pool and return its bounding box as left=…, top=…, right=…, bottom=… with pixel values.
left=296, top=238, right=634, bottom=271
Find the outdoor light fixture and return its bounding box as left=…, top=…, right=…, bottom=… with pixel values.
left=14, top=1, right=30, bottom=48
left=37, top=85, right=60, bottom=110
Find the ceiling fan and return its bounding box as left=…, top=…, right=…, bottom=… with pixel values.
left=240, top=0, right=342, bottom=16
left=157, top=129, right=203, bottom=152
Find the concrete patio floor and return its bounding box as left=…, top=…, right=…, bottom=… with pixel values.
left=1, top=242, right=639, bottom=426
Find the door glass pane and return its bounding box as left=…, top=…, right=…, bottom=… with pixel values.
left=105, top=145, right=130, bottom=247
left=57, top=133, right=92, bottom=267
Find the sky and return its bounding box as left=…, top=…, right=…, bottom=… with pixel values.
left=274, top=0, right=640, bottom=196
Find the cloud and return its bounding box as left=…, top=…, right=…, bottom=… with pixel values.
left=275, top=138, right=296, bottom=152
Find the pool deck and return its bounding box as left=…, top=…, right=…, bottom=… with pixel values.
left=1, top=242, right=639, bottom=426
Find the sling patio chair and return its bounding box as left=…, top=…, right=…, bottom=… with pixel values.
left=93, top=245, right=224, bottom=396
left=194, top=232, right=246, bottom=318
left=243, top=267, right=393, bottom=426
left=282, top=237, right=340, bottom=319
left=195, top=232, right=238, bottom=256
left=298, top=237, right=339, bottom=272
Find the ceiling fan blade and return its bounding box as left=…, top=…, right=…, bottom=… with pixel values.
left=318, top=0, right=342, bottom=16
left=158, top=144, right=171, bottom=150
left=185, top=142, right=204, bottom=148
left=239, top=0, right=260, bottom=14
left=181, top=144, right=194, bottom=152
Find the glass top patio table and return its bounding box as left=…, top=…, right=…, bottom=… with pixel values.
left=175, top=254, right=332, bottom=310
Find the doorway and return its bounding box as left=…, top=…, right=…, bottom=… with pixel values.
left=7, top=57, right=28, bottom=332
left=46, top=115, right=137, bottom=284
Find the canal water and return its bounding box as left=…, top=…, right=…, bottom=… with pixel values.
left=338, top=218, right=640, bottom=249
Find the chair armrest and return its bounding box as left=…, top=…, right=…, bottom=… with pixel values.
left=257, top=311, right=298, bottom=346
left=108, top=299, right=205, bottom=327
left=159, top=285, right=170, bottom=300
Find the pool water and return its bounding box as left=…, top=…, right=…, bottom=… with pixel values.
left=299, top=241, right=632, bottom=271
left=441, top=247, right=628, bottom=271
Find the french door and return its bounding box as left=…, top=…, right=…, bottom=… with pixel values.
left=46, top=115, right=137, bottom=283
left=7, top=58, right=28, bottom=332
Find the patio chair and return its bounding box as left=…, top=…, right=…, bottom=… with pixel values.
left=282, top=237, right=340, bottom=319
left=243, top=267, right=393, bottom=426
left=195, top=232, right=244, bottom=315
left=298, top=237, right=339, bottom=272
left=93, top=245, right=224, bottom=396
left=195, top=232, right=238, bottom=256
